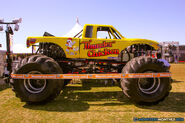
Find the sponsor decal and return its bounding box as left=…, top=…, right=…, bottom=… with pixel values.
left=81, top=40, right=115, bottom=49
left=66, top=38, right=75, bottom=50
left=65, top=38, right=79, bottom=55
left=108, top=57, right=118, bottom=59
left=81, top=40, right=119, bottom=57
left=11, top=73, right=171, bottom=79
left=88, top=49, right=119, bottom=57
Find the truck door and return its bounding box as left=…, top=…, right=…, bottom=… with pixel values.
left=80, top=26, right=120, bottom=60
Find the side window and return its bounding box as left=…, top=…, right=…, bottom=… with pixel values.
left=97, top=27, right=114, bottom=39
left=85, top=26, right=93, bottom=38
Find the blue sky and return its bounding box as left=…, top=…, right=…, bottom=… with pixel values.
left=0, top=0, right=185, bottom=52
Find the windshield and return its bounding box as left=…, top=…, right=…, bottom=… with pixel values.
left=111, top=28, right=122, bottom=39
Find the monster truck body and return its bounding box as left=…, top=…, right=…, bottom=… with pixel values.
left=27, top=24, right=159, bottom=60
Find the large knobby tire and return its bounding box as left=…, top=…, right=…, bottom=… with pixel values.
left=120, top=56, right=172, bottom=105
left=11, top=55, right=64, bottom=104
left=40, top=43, right=66, bottom=59
left=48, top=44, right=66, bottom=59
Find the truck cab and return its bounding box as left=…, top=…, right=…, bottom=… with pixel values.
left=79, top=24, right=124, bottom=59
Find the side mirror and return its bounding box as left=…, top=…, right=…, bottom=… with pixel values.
left=0, top=26, right=3, bottom=31
left=12, top=18, right=22, bottom=24
left=14, top=24, right=19, bottom=31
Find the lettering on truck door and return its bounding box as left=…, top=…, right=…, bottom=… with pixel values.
left=80, top=26, right=120, bottom=59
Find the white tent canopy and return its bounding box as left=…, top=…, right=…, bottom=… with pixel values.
left=63, top=17, right=83, bottom=37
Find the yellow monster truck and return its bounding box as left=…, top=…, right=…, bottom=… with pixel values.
left=12, top=24, right=171, bottom=105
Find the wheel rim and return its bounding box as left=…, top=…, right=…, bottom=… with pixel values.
left=24, top=71, right=47, bottom=94
left=138, top=71, right=161, bottom=94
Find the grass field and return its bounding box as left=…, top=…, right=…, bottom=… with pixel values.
left=0, top=64, right=185, bottom=123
